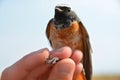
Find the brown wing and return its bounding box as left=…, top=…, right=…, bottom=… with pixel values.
left=46, top=19, right=53, bottom=47
left=79, top=21, right=92, bottom=80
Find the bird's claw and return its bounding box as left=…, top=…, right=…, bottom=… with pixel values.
left=46, top=55, right=60, bottom=64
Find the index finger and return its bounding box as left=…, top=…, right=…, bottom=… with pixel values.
left=2, top=48, right=50, bottom=80
left=17, top=48, right=50, bottom=71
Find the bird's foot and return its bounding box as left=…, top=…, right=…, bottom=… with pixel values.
left=46, top=55, right=60, bottom=64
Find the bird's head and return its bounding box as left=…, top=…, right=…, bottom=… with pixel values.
left=53, top=5, right=79, bottom=30
left=55, top=5, right=71, bottom=14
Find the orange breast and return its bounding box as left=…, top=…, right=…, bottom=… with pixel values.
left=49, top=21, right=83, bottom=51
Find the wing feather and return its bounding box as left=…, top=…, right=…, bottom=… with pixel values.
left=46, top=19, right=53, bottom=47
left=79, top=21, right=92, bottom=80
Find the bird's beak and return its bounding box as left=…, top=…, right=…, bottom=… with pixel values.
left=55, top=7, right=63, bottom=12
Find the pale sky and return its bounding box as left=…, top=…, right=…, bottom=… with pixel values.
left=0, top=0, right=120, bottom=75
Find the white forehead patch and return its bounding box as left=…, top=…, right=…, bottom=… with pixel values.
left=55, top=4, right=71, bottom=8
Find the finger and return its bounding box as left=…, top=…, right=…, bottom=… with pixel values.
left=50, top=46, right=72, bottom=59
left=75, top=63, right=83, bottom=74
left=17, top=48, right=50, bottom=71
left=48, top=58, right=75, bottom=80
left=71, top=50, right=83, bottom=64
left=25, top=65, right=50, bottom=80
left=73, top=63, right=83, bottom=80
left=2, top=48, right=50, bottom=80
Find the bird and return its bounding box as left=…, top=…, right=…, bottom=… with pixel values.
left=46, top=4, right=92, bottom=80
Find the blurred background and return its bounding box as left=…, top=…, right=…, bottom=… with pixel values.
left=0, top=0, right=120, bottom=79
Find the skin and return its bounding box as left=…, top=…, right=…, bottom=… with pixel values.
left=1, top=46, right=83, bottom=80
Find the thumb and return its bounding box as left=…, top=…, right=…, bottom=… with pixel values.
left=48, top=58, right=75, bottom=80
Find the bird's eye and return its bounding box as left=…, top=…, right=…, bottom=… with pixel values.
left=68, top=9, right=70, bottom=12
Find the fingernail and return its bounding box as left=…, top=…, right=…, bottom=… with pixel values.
left=51, top=46, right=71, bottom=54
left=50, top=48, right=63, bottom=54
left=54, top=47, right=64, bottom=52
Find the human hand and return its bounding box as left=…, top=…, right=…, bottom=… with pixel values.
left=1, top=46, right=83, bottom=80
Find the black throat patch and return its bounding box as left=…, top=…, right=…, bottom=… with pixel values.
left=53, top=13, right=74, bottom=29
